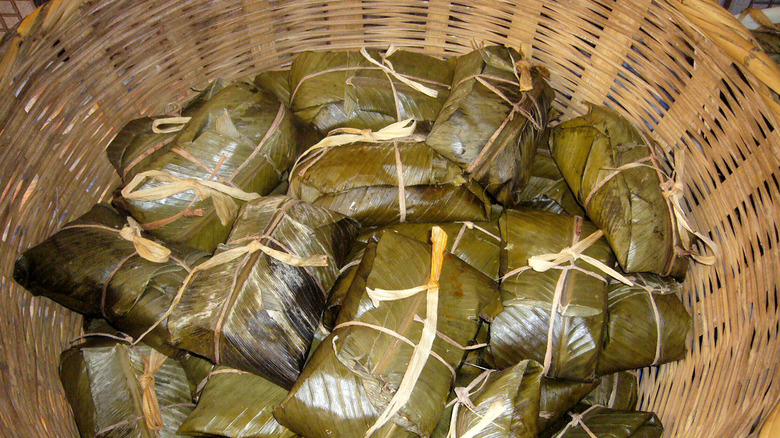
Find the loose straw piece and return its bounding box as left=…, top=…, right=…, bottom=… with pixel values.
left=132, top=239, right=328, bottom=346
left=528, top=229, right=634, bottom=286
left=360, top=46, right=439, bottom=98
left=364, top=226, right=447, bottom=438
left=152, top=116, right=191, bottom=134
left=138, top=349, right=167, bottom=431
left=289, top=118, right=417, bottom=181
left=121, top=170, right=261, bottom=226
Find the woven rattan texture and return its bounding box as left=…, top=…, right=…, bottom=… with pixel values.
left=0, top=0, right=779, bottom=436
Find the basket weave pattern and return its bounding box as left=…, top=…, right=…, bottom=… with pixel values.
left=0, top=0, right=779, bottom=436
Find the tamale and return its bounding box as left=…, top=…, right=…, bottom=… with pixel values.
left=358, top=214, right=502, bottom=281
left=551, top=105, right=713, bottom=278
left=288, top=49, right=455, bottom=133
left=491, top=209, right=620, bottom=381
left=254, top=69, right=291, bottom=106
left=288, top=126, right=492, bottom=226
left=582, top=372, right=638, bottom=411
left=165, top=196, right=359, bottom=388
left=177, top=367, right=296, bottom=438
left=60, top=340, right=193, bottom=438
left=514, top=146, right=585, bottom=216
left=274, top=229, right=499, bottom=438
left=448, top=361, right=543, bottom=438
left=324, top=213, right=502, bottom=329
left=13, top=204, right=172, bottom=316
left=538, top=378, right=599, bottom=432
left=106, top=80, right=228, bottom=182
left=546, top=406, right=663, bottom=438
left=426, top=46, right=555, bottom=205
left=116, top=82, right=300, bottom=252
left=104, top=249, right=209, bottom=353
left=598, top=273, right=691, bottom=375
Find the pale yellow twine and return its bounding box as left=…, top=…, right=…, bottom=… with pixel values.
left=121, top=170, right=261, bottom=227
left=138, top=349, right=168, bottom=431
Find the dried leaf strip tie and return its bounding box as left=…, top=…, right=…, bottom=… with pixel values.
left=501, top=217, right=632, bottom=375
left=121, top=170, right=261, bottom=227
left=559, top=404, right=604, bottom=438
left=451, top=221, right=502, bottom=254
left=152, top=116, right=191, bottom=134
left=628, top=275, right=667, bottom=366
left=444, top=370, right=504, bottom=438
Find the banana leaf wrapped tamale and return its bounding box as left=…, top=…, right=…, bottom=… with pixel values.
left=275, top=228, right=499, bottom=437
left=106, top=80, right=228, bottom=182
left=288, top=48, right=455, bottom=133
left=546, top=406, right=663, bottom=438
left=103, top=249, right=209, bottom=353
left=551, top=105, right=716, bottom=278
left=178, top=367, right=296, bottom=438
left=582, top=372, right=638, bottom=411
left=254, top=69, right=291, bottom=106
left=515, top=147, right=585, bottom=216
left=13, top=204, right=173, bottom=316
left=426, top=46, right=555, bottom=205
left=60, top=340, right=194, bottom=438
left=159, top=196, right=358, bottom=388
left=491, top=209, right=626, bottom=381
left=447, top=361, right=543, bottom=438
left=288, top=120, right=492, bottom=226
left=598, top=274, right=691, bottom=375
left=538, top=378, right=599, bottom=432
left=324, top=216, right=502, bottom=330
left=116, top=82, right=301, bottom=252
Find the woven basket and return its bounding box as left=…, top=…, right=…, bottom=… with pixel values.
left=1, top=0, right=779, bottom=436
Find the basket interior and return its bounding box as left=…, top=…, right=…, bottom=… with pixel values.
left=1, top=0, right=779, bottom=436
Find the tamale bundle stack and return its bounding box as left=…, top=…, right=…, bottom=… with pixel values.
left=582, top=372, right=639, bottom=411
left=13, top=204, right=173, bottom=316
left=491, top=209, right=627, bottom=381
left=426, top=46, right=555, bottom=205
left=551, top=105, right=716, bottom=278
left=60, top=340, right=193, bottom=438
left=288, top=48, right=455, bottom=133
left=514, top=146, right=585, bottom=216
left=116, top=82, right=301, bottom=252
left=159, top=196, right=358, bottom=388
left=288, top=119, right=492, bottom=226
left=274, top=228, right=499, bottom=437
left=598, top=273, right=691, bottom=375
left=545, top=406, right=663, bottom=438
left=446, top=361, right=543, bottom=438
left=178, top=367, right=296, bottom=438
